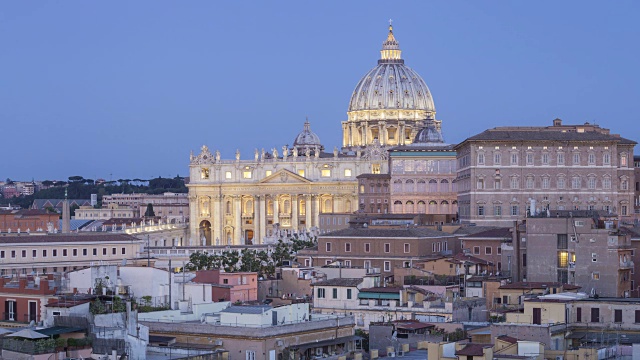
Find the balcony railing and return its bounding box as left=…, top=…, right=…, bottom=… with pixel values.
left=619, top=260, right=634, bottom=269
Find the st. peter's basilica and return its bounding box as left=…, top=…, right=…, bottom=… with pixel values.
left=187, top=24, right=447, bottom=245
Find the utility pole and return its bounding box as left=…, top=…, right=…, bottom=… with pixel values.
left=147, top=234, right=150, bottom=267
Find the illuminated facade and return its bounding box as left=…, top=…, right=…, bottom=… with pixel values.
left=188, top=25, right=437, bottom=245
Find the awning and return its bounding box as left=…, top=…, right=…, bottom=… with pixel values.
left=358, top=292, right=399, bottom=300
left=291, top=335, right=363, bottom=352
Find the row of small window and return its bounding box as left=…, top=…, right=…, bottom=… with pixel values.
left=317, top=287, right=353, bottom=299
left=0, top=247, right=126, bottom=259
left=320, top=217, right=350, bottom=226
left=325, top=242, right=448, bottom=254
left=476, top=176, right=625, bottom=190
left=475, top=151, right=625, bottom=167
left=470, top=246, right=503, bottom=255
left=318, top=259, right=402, bottom=272
left=1, top=266, right=79, bottom=276
left=574, top=308, right=640, bottom=323
left=477, top=205, right=517, bottom=216
left=476, top=204, right=629, bottom=216
left=203, top=168, right=354, bottom=180
left=391, top=179, right=455, bottom=193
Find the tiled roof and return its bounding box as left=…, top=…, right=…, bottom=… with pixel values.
left=496, top=335, right=518, bottom=344
left=499, top=282, right=580, bottom=290
left=220, top=305, right=271, bottom=314
left=0, top=233, right=139, bottom=244
left=312, top=278, right=362, bottom=287
left=321, top=227, right=454, bottom=238
left=455, top=343, right=492, bottom=356
left=462, top=227, right=512, bottom=239
left=460, top=128, right=636, bottom=145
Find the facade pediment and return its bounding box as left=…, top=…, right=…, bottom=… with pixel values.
left=259, top=169, right=312, bottom=184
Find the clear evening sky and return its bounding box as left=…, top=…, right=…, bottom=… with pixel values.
left=2, top=1, right=639, bottom=181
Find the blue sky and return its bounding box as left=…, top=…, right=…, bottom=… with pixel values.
left=2, top=1, right=639, bottom=181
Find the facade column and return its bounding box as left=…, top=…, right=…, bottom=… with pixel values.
left=305, top=195, right=312, bottom=230
left=342, top=124, right=347, bottom=148
left=273, top=195, right=279, bottom=225
left=313, top=195, right=320, bottom=228
left=260, top=195, right=267, bottom=242
left=253, top=195, right=260, bottom=244
left=188, top=195, right=198, bottom=245
left=212, top=195, right=222, bottom=246
left=292, top=195, right=299, bottom=232
left=234, top=196, right=242, bottom=245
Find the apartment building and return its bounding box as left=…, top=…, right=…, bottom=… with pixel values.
left=0, top=233, right=143, bottom=275
left=297, top=227, right=459, bottom=281
left=356, top=174, right=391, bottom=214
left=74, top=203, right=137, bottom=220
left=0, top=274, right=58, bottom=324
left=525, top=210, right=633, bottom=297
left=455, top=119, right=636, bottom=226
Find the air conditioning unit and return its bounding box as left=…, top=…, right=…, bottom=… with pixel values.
left=276, top=340, right=284, bottom=347
left=556, top=356, right=564, bottom=360
left=214, top=340, right=223, bottom=346
left=397, top=351, right=404, bottom=357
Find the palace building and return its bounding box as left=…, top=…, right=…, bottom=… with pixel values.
left=187, top=24, right=441, bottom=245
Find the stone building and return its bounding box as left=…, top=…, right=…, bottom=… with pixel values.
left=187, top=25, right=439, bottom=246
left=356, top=173, right=391, bottom=214
left=455, top=119, right=636, bottom=226
left=0, top=209, right=59, bottom=232
left=524, top=210, right=632, bottom=298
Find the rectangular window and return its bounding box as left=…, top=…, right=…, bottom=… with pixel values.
left=477, top=153, right=485, bottom=165
left=522, top=253, right=527, bottom=267
left=321, top=169, right=331, bottom=177
left=473, top=246, right=480, bottom=255
left=591, top=308, right=600, bottom=323
left=317, top=288, right=325, bottom=298
left=573, top=153, right=580, bottom=165
left=298, top=169, right=305, bottom=177
left=384, top=261, right=391, bottom=272
left=558, top=177, right=565, bottom=189
left=345, top=243, right=351, bottom=252
left=347, top=289, right=352, bottom=300
left=11, top=250, right=16, bottom=258
left=326, top=243, right=332, bottom=252
left=404, top=243, right=410, bottom=253
left=557, top=153, right=565, bottom=165
left=592, top=272, right=600, bottom=280
left=83, top=249, right=88, bottom=256
left=32, top=250, right=37, bottom=258
left=364, top=243, right=370, bottom=253
left=225, top=171, right=232, bottom=179
left=112, top=248, right=116, bottom=255
left=93, top=248, right=97, bottom=256
left=542, top=177, right=550, bottom=189
left=526, top=153, right=534, bottom=165
left=497, top=247, right=502, bottom=255
left=510, top=177, right=518, bottom=189
left=615, top=309, right=622, bottom=323
left=511, top=205, right=519, bottom=216
left=344, top=169, right=352, bottom=177
left=577, top=307, right=582, bottom=322
left=635, top=310, right=640, bottom=323
left=494, top=153, right=501, bottom=165
left=332, top=288, right=338, bottom=299
left=62, top=249, right=67, bottom=257
left=242, top=171, right=252, bottom=179
left=557, top=234, right=568, bottom=249
left=478, top=205, right=485, bottom=216
left=603, top=153, right=611, bottom=165
left=384, top=243, right=390, bottom=253
left=52, top=249, right=57, bottom=257
left=588, top=153, right=596, bottom=165
left=265, top=170, right=272, bottom=177
left=22, top=250, right=26, bottom=258
left=103, top=248, right=107, bottom=255
left=485, top=247, right=492, bottom=255
left=72, top=249, right=78, bottom=257
left=511, top=153, right=518, bottom=165
left=0, top=251, right=4, bottom=258
left=542, top=153, right=549, bottom=165
left=122, top=247, right=126, bottom=255
left=494, top=205, right=502, bottom=216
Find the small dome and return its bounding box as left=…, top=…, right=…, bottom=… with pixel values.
left=348, top=24, right=435, bottom=114
left=413, top=121, right=444, bottom=144
left=293, top=119, right=324, bottom=153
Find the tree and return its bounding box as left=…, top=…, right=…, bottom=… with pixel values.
left=144, top=203, right=155, bottom=217
left=68, top=176, right=84, bottom=183
left=69, top=204, right=80, bottom=217
left=222, top=250, right=240, bottom=272
left=41, top=180, right=54, bottom=187
left=239, top=249, right=261, bottom=272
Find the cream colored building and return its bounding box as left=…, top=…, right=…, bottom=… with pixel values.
left=188, top=25, right=439, bottom=246
left=75, top=203, right=136, bottom=220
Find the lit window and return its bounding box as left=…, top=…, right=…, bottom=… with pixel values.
left=225, top=171, right=232, bottom=179
left=372, top=164, right=381, bottom=174
left=298, top=169, right=305, bottom=177
left=243, top=171, right=252, bottom=179
left=321, top=169, right=331, bottom=177
left=344, top=169, right=352, bottom=177
left=201, top=168, right=209, bottom=180
left=265, top=170, right=272, bottom=177
left=621, top=154, right=628, bottom=167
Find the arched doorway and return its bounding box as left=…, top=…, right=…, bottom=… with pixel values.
left=199, top=220, right=212, bottom=246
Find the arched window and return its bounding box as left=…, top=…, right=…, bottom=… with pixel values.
left=226, top=201, right=232, bottom=214
left=299, top=200, right=306, bottom=215
left=323, top=199, right=332, bottom=213
left=440, top=200, right=449, bottom=214
left=428, top=200, right=438, bottom=214
left=405, top=179, right=415, bottom=193
left=429, top=179, right=438, bottom=192
left=267, top=200, right=274, bottom=215
left=393, top=180, right=403, bottom=192
left=417, top=201, right=426, bottom=213
left=440, top=179, right=449, bottom=192
left=283, top=200, right=291, bottom=214
left=245, top=200, right=253, bottom=215
left=405, top=201, right=415, bottom=213
left=417, top=180, right=426, bottom=192
left=345, top=200, right=352, bottom=213
left=393, top=200, right=403, bottom=213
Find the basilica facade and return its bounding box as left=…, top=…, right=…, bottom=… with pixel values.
left=187, top=25, right=440, bottom=245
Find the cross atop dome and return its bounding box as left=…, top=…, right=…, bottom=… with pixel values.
left=380, top=21, right=402, bottom=62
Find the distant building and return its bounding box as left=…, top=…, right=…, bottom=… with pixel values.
left=75, top=203, right=136, bottom=220
left=0, top=209, right=59, bottom=233
left=102, top=192, right=188, bottom=221
left=31, top=199, right=92, bottom=212
left=191, top=270, right=258, bottom=303
left=1, top=185, right=19, bottom=198
left=455, top=119, right=636, bottom=226
left=0, top=274, right=58, bottom=323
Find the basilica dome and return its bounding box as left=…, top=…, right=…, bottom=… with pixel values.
left=413, top=120, right=445, bottom=144
left=348, top=25, right=435, bottom=113
left=293, top=119, right=324, bottom=153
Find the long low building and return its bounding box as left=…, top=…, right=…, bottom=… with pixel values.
left=0, top=233, right=144, bottom=275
